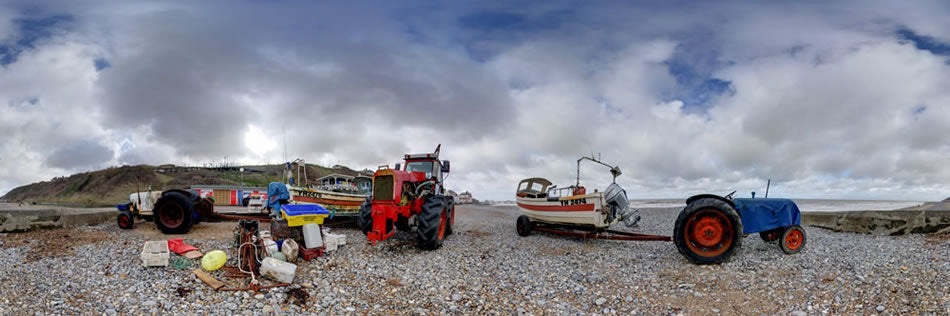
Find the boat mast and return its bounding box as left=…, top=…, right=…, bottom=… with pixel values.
left=576, top=155, right=623, bottom=187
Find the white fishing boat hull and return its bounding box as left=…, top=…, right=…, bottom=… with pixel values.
left=516, top=193, right=614, bottom=228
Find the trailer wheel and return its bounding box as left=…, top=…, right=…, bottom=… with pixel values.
left=358, top=197, right=373, bottom=235
left=516, top=215, right=532, bottom=237
left=759, top=229, right=781, bottom=242
left=416, top=196, right=446, bottom=250
left=153, top=192, right=195, bottom=234
left=780, top=225, right=806, bottom=254
left=673, top=198, right=742, bottom=264
left=117, top=211, right=134, bottom=229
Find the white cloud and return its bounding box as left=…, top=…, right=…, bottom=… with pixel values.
left=1, top=1, right=949, bottom=202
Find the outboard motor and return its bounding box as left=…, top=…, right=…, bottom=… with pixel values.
left=604, top=183, right=640, bottom=227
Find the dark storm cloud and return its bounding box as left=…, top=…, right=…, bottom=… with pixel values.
left=45, top=141, right=114, bottom=169
left=92, top=2, right=515, bottom=162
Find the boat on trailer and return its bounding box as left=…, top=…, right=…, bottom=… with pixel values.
left=515, top=156, right=640, bottom=233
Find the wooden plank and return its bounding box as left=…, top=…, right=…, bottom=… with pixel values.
left=193, top=269, right=225, bottom=291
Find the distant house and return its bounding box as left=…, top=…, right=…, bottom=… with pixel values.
left=458, top=191, right=473, bottom=204
left=353, top=175, right=372, bottom=194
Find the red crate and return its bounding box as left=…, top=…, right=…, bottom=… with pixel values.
left=300, top=246, right=325, bottom=261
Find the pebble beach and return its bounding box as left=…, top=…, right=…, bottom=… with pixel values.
left=0, top=204, right=948, bottom=315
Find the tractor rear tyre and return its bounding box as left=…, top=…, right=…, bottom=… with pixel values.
left=673, top=198, right=743, bottom=264
left=416, top=196, right=447, bottom=250
left=358, top=198, right=373, bottom=235
left=516, top=215, right=532, bottom=237
left=759, top=228, right=781, bottom=242
left=780, top=225, right=806, bottom=254
left=153, top=192, right=195, bottom=234
left=117, top=211, right=134, bottom=229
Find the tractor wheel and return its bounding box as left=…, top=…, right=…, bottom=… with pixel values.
left=780, top=225, right=806, bottom=254
left=416, top=196, right=446, bottom=250
left=117, top=211, right=134, bottom=229
left=673, top=198, right=743, bottom=264
left=444, top=197, right=455, bottom=236
left=395, top=216, right=411, bottom=231
left=516, top=215, right=532, bottom=237
left=358, top=197, right=373, bottom=235
left=153, top=192, right=195, bottom=234
left=759, top=229, right=781, bottom=242
left=242, top=197, right=250, bottom=207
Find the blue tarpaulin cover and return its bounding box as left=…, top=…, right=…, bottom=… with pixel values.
left=733, top=198, right=801, bottom=234
left=280, top=204, right=329, bottom=216
left=267, top=182, right=290, bottom=216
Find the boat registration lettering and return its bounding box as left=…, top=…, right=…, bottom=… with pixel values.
left=560, top=198, right=587, bottom=206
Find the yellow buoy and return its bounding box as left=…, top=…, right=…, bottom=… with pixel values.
left=201, top=250, right=227, bottom=271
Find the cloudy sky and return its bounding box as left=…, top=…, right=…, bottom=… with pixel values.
left=1, top=1, right=949, bottom=201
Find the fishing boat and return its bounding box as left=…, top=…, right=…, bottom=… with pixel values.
left=516, top=156, right=639, bottom=229
left=282, top=159, right=370, bottom=217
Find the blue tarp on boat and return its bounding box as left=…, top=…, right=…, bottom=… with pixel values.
left=733, top=198, right=801, bottom=234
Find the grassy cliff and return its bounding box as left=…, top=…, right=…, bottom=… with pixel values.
left=1, top=163, right=367, bottom=207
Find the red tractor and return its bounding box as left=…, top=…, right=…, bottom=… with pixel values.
left=359, top=144, right=454, bottom=250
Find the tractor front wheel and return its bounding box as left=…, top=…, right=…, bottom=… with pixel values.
left=358, top=198, right=373, bottom=235
left=780, top=225, right=806, bottom=254
left=117, top=211, right=134, bottom=229
left=673, top=198, right=743, bottom=264
left=416, top=196, right=446, bottom=250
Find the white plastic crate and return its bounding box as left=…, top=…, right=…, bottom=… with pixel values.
left=141, top=241, right=170, bottom=267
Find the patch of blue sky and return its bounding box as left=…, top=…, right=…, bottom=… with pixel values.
left=0, top=15, right=73, bottom=65
left=897, top=27, right=950, bottom=56
left=94, top=58, right=111, bottom=71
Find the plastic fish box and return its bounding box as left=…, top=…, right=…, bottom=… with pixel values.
left=280, top=204, right=330, bottom=227
left=141, top=241, right=170, bottom=267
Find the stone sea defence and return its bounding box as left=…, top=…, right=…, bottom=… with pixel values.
left=803, top=201, right=950, bottom=235
left=0, top=203, right=116, bottom=232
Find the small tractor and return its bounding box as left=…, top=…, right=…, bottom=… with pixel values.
left=116, top=189, right=215, bottom=234
left=359, top=144, right=454, bottom=250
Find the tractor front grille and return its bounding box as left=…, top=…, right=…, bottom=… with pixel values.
left=373, top=175, right=394, bottom=201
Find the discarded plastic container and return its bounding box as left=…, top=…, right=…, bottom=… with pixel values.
left=261, top=230, right=280, bottom=255
left=271, top=252, right=287, bottom=262
left=201, top=250, right=227, bottom=271
left=282, top=239, right=300, bottom=262
left=260, top=257, right=297, bottom=283
left=300, top=246, right=324, bottom=261
left=141, top=241, right=170, bottom=267
left=323, top=232, right=346, bottom=252
left=302, top=223, right=323, bottom=249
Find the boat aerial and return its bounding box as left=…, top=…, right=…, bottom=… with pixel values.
left=515, top=155, right=640, bottom=230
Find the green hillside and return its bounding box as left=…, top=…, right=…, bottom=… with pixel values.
left=1, top=163, right=368, bottom=207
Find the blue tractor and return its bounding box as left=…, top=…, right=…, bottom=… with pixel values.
left=673, top=192, right=807, bottom=264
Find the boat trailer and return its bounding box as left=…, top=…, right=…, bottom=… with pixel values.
left=530, top=225, right=671, bottom=241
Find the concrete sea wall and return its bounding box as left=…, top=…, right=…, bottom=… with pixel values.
left=803, top=210, right=950, bottom=235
